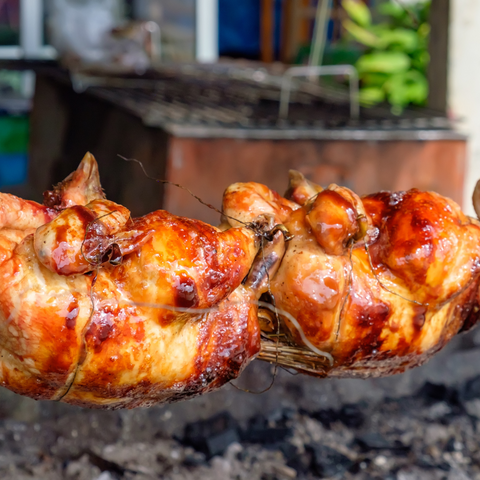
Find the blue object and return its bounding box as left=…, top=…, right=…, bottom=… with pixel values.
left=0, top=153, right=28, bottom=186
left=218, top=0, right=282, bottom=58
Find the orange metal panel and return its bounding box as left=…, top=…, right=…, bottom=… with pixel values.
left=164, top=138, right=466, bottom=225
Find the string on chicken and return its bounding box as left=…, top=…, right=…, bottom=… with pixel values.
left=224, top=171, right=480, bottom=377
left=0, top=153, right=287, bottom=409
left=1, top=152, right=480, bottom=409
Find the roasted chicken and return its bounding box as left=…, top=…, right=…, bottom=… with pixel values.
left=0, top=153, right=284, bottom=409
left=224, top=172, right=480, bottom=377
left=1, top=152, right=480, bottom=409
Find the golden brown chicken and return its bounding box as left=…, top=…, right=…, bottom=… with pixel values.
left=0, top=153, right=285, bottom=409
left=2, top=152, right=480, bottom=410
left=224, top=172, right=480, bottom=378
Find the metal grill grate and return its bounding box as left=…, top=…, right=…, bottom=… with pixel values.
left=68, top=63, right=455, bottom=136
left=0, top=59, right=458, bottom=139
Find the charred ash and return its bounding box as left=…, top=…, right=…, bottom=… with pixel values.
left=1, top=375, right=480, bottom=480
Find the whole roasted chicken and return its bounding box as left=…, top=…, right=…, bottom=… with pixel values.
left=224, top=172, right=480, bottom=377
left=0, top=153, right=285, bottom=409
left=1, top=153, right=480, bottom=409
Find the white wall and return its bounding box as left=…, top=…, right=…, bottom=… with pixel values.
left=448, top=0, right=480, bottom=215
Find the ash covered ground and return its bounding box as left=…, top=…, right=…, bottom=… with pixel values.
left=1, top=381, right=480, bottom=480
left=2, top=332, right=480, bottom=480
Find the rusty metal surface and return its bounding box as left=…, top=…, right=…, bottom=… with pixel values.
left=163, top=137, right=467, bottom=225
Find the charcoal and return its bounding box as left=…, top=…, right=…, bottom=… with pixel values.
left=456, top=376, right=480, bottom=419
left=311, top=403, right=365, bottom=429
left=307, top=443, right=354, bottom=478
left=5, top=372, right=480, bottom=478
left=460, top=375, right=480, bottom=401
left=416, top=456, right=450, bottom=471
left=356, top=432, right=408, bottom=452
left=273, top=442, right=297, bottom=462
left=266, top=408, right=296, bottom=427
left=259, top=474, right=276, bottom=480
left=242, top=427, right=292, bottom=444
left=206, top=428, right=240, bottom=458
left=286, top=451, right=313, bottom=475
left=348, top=459, right=375, bottom=475
left=242, top=414, right=293, bottom=444
left=339, top=404, right=366, bottom=428
left=261, top=441, right=299, bottom=467
left=417, top=382, right=460, bottom=407
left=247, top=414, right=268, bottom=429
left=85, top=450, right=126, bottom=478
left=182, top=412, right=240, bottom=459
left=311, top=408, right=337, bottom=427
left=437, top=462, right=451, bottom=472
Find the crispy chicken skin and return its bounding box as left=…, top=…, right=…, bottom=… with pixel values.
left=3, top=152, right=480, bottom=409
left=224, top=173, right=480, bottom=377
left=0, top=153, right=278, bottom=409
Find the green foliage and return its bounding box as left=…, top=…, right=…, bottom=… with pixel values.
left=342, top=0, right=431, bottom=112
left=343, top=0, right=372, bottom=28
left=343, top=19, right=382, bottom=48
left=356, top=51, right=411, bottom=74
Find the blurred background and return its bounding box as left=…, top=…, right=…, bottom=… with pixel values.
left=2, top=1, right=480, bottom=479
left=0, top=0, right=469, bottom=223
